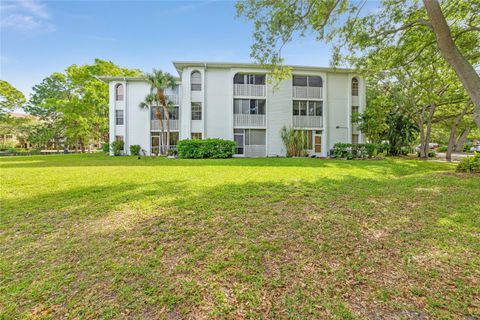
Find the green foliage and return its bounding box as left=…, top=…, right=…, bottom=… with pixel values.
left=102, top=143, right=110, bottom=153
left=111, top=140, right=124, bottom=156
left=0, top=81, right=26, bottom=118
left=456, top=152, right=480, bottom=173
left=463, top=142, right=473, bottom=152
left=177, top=139, right=235, bottom=159
left=333, top=143, right=388, bottom=159
left=280, top=126, right=307, bottom=157
left=385, top=111, right=419, bottom=156
left=437, top=146, right=448, bottom=152
left=129, top=144, right=141, bottom=156
left=25, top=59, right=141, bottom=150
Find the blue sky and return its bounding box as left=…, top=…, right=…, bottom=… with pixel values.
left=1, top=0, right=379, bottom=97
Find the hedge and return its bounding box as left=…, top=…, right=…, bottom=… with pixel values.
left=332, top=143, right=389, bottom=159
left=457, top=152, right=480, bottom=173
left=177, top=138, right=236, bottom=159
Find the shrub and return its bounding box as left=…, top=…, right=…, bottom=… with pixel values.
left=456, top=152, right=480, bottom=173
left=332, top=143, right=387, bottom=159
left=102, top=142, right=110, bottom=153
left=177, top=138, right=235, bottom=159
left=130, top=144, right=141, bottom=156
left=417, top=150, right=436, bottom=158
left=463, top=142, right=473, bottom=152
left=0, top=141, right=16, bottom=151
left=280, top=126, right=307, bottom=157
left=111, top=140, right=124, bottom=156
left=437, top=145, right=448, bottom=152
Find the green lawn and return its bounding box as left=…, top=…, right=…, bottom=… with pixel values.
left=1, top=154, right=479, bottom=319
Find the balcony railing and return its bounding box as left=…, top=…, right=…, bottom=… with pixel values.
left=151, top=120, right=179, bottom=131
left=292, top=86, right=322, bottom=99
left=234, top=114, right=266, bottom=127
left=234, top=84, right=266, bottom=97
left=293, top=116, right=323, bottom=128
left=245, top=145, right=266, bottom=157
left=165, top=94, right=179, bottom=105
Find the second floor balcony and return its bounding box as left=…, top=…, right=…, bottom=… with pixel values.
left=293, top=116, right=323, bottom=129
left=165, top=94, right=179, bottom=105
left=234, top=114, right=266, bottom=128
left=234, top=83, right=266, bottom=97
left=292, top=86, right=322, bottom=99
left=151, top=119, right=179, bottom=131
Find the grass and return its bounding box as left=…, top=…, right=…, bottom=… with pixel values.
left=0, top=154, right=479, bottom=319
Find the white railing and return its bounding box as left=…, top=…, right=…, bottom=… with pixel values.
left=234, top=114, right=266, bottom=127
left=245, top=145, right=266, bottom=157
left=293, top=116, right=323, bottom=128
left=151, top=120, right=179, bottom=131
left=292, top=86, right=322, bottom=99
left=165, top=94, right=179, bottom=105
left=234, top=84, right=266, bottom=97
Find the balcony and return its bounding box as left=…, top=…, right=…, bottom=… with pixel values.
left=292, top=86, right=322, bottom=99
left=293, top=116, right=323, bottom=128
left=234, top=114, right=266, bottom=128
left=234, top=84, right=266, bottom=97
left=151, top=120, right=179, bottom=131
left=245, top=145, right=266, bottom=157
left=165, top=94, right=179, bottom=105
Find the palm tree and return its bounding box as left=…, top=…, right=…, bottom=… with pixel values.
left=139, top=93, right=164, bottom=154
left=145, top=69, right=177, bottom=153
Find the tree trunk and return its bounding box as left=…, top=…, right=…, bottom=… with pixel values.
left=455, top=127, right=471, bottom=152
left=423, top=0, right=480, bottom=127
left=446, top=101, right=470, bottom=161
left=155, top=108, right=165, bottom=155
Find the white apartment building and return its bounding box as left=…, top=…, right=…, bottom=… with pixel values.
left=102, top=61, right=365, bottom=157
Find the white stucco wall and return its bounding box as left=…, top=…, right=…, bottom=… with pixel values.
left=204, top=68, right=232, bottom=139
left=126, top=81, right=151, bottom=155
left=267, top=79, right=292, bottom=157
left=326, top=73, right=350, bottom=150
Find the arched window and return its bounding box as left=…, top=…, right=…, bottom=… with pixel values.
left=115, top=84, right=124, bottom=101
left=191, top=71, right=202, bottom=91
left=351, top=78, right=359, bottom=96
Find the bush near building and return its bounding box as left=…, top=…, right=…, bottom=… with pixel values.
left=177, top=138, right=236, bottom=159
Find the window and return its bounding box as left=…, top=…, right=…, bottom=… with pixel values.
left=191, top=71, right=202, bottom=91
left=352, top=106, right=359, bottom=116
left=115, top=110, right=124, bottom=125
left=308, top=76, right=322, bottom=87
left=293, top=75, right=323, bottom=87
left=352, top=78, right=359, bottom=96
left=115, top=135, right=124, bottom=142
left=293, top=75, right=308, bottom=86
left=191, top=102, right=202, bottom=120
left=294, top=101, right=322, bottom=116
left=151, top=132, right=179, bottom=154
left=115, top=84, right=124, bottom=101
left=234, top=99, right=265, bottom=115
left=352, top=134, right=359, bottom=144
left=233, top=74, right=266, bottom=85
left=191, top=133, right=202, bottom=139
left=234, top=129, right=266, bottom=155
left=151, top=107, right=179, bottom=120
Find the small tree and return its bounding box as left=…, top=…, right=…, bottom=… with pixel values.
left=145, top=70, right=177, bottom=153
left=280, top=126, right=307, bottom=157
left=139, top=93, right=164, bottom=154
left=111, top=140, right=124, bottom=156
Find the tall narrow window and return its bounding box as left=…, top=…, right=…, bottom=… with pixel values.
left=192, top=102, right=202, bottom=120
left=115, top=84, right=124, bottom=101
left=352, top=106, right=359, bottom=115
left=191, top=71, right=202, bottom=91
left=191, top=133, right=202, bottom=139
left=352, top=78, right=359, bottom=96
left=115, top=110, right=124, bottom=125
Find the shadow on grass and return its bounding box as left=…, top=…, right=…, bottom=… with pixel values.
left=1, top=168, right=479, bottom=318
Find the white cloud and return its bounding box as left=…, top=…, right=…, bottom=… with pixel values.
left=0, top=0, right=53, bottom=32
left=18, top=0, right=49, bottom=19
